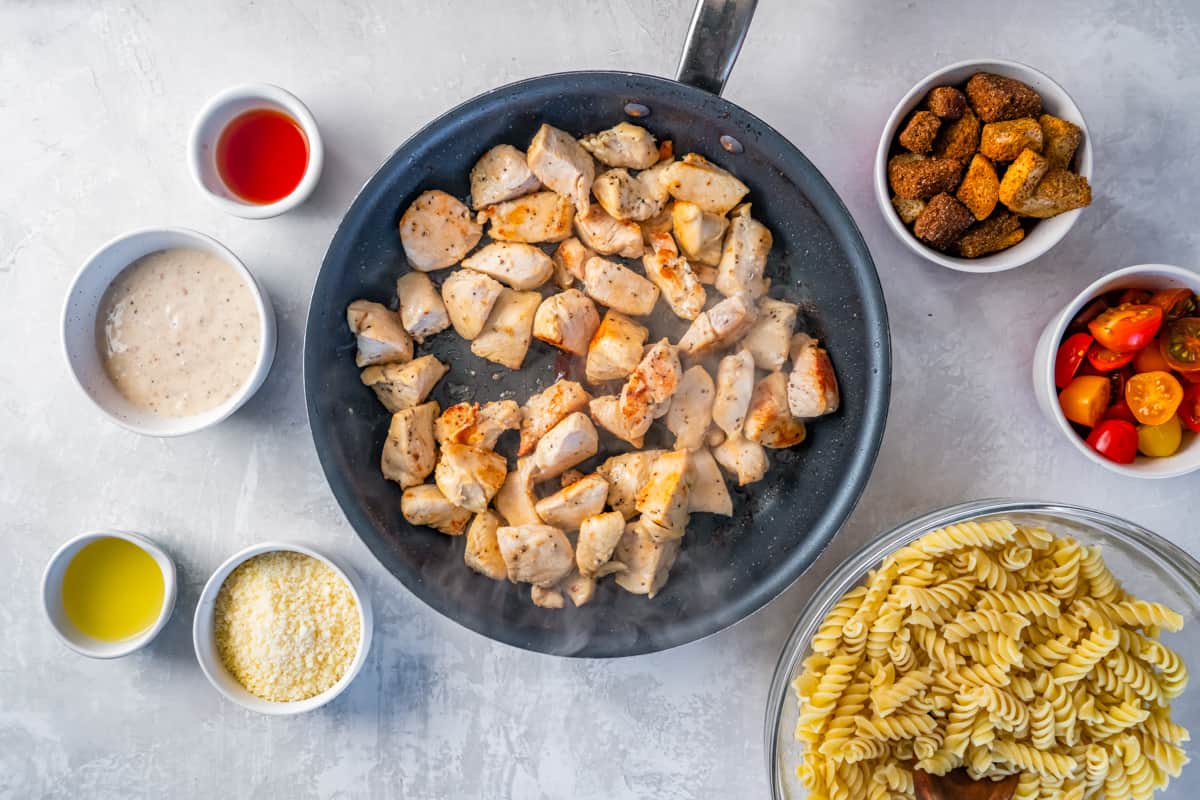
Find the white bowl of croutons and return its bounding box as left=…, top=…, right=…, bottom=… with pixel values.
left=875, top=59, right=1093, bottom=273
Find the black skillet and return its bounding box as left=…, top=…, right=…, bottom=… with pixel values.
left=304, top=0, right=891, bottom=657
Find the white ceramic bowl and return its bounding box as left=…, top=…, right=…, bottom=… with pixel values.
left=1033, top=264, right=1200, bottom=478
left=875, top=59, right=1093, bottom=273
left=42, top=530, right=177, bottom=659
left=62, top=227, right=277, bottom=437
left=192, top=542, right=373, bottom=715
left=188, top=83, right=323, bottom=219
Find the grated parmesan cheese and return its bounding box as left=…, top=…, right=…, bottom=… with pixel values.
left=213, top=551, right=361, bottom=702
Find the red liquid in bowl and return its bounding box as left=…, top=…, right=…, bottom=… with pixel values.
left=216, top=109, right=309, bottom=204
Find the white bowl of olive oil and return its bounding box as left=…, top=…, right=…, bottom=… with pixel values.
left=42, top=530, right=177, bottom=658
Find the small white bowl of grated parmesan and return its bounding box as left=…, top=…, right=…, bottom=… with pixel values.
left=192, top=542, right=372, bottom=714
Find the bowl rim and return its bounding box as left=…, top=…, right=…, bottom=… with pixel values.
left=191, top=540, right=373, bottom=715
left=874, top=58, right=1093, bottom=274
left=41, top=529, right=178, bottom=659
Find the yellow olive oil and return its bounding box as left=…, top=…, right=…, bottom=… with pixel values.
left=61, top=537, right=164, bottom=641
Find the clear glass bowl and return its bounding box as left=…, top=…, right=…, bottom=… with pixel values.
left=764, top=499, right=1200, bottom=800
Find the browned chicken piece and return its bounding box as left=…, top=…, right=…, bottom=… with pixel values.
left=741, top=297, right=798, bottom=371
left=360, top=354, right=448, bottom=413
left=788, top=333, right=840, bottom=419
left=597, top=450, right=666, bottom=517
left=588, top=395, right=644, bottom=448
left=664, top=153, right=749, bottom=215
left=518, top=380, right=592, bottom=456
left=642, top=232, right=706, bottom=321
left=531, top=412, right=599, bottom=481
left=464, top=511, right=507, bottom=580
left=533, top=289, right=600, bottom=356
left=497, top=523, right=575, bottom=586
left=744, top=372, right=807, bottom=448
left=713, top=348, right=755, bottom=437
left=527, top=123, right=595, bottom=214
left=638, top=158, right=675, bottom=205
left=380, top=401, right=439, bottom=488
left=434, top=442, right=507, bottom=514
left=672, top=201, right=729, bottom=266
left=433, top=400, right=520, bottom=450
left=477, top=191, right=574, bottom=244
left=581, top=257, right=659, bottom=316
left=440, top=269, right=504, bottom=340
left=470, top=288, right=541, bottom=369
left=534, top=473, right=609, bottom=531
left=573, top=205, right=645, bottom=259
left=688, top=447, right=732, bottom=516
left=460, top=242, right=554, bottom=291
left=635, top=450, right=692, bottom=540
left=618, top=339, right=682, bottom=439
left=346, top=300, right=413, bottom=367
left=562, top=570, right=598, bottom=607
left=712, top=433, right=770, bottom=486
left=551, top=237, right=594, bottom=288
left=399, top=189, right=483, bottom=271
left=576, top=510, right=627, bottom=575
left=666, top=365, right=715, bottom=451
left=395, top=271, right=450, bottom=343
left=716, top=204, right=772, bottom=299
left=585, top=310, right=649, bottom=383
left=469, top=144, right=541, bottom=209
left=678, top=292, right=758, bottom=355
left=592, top=168, right=668, bottom=222
left=531, top=584, right=565, bottom=609
left=401, top=484, right=472, bottom=535
left=494, top=456, right=542, bottom=526
left=614, top=520, right=681, bottom=598
left=640, top=204, right=674, bottom=244
left=579, top=122, right=659, bottom=169
left=559, top=469, right=586, bottom=488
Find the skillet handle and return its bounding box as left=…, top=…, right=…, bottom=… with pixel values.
left=675, top=0, right=758, bottom=96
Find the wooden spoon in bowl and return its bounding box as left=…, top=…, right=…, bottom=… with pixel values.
left=914, top=769, right=1018, bottom=800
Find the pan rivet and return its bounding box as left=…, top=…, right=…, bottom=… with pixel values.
left=720, top=135, right=744, bottom=154
left=624, top=102, right=650, bottom=118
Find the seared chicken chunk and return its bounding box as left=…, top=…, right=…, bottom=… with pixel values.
left=531, top=584, right=565, bottom=609
left=573, top=205, right=645, bottom=259
left=614, top=521, right=681, bottom=598
left=576, top=511, right=627, bottom=576
left=664, top=153, right=749, bottom=215
left=518, top=380, right=591, bottom=456
left=596, top=450, right=665, bottom=518
left=401, top=484, right=471, bottom=535
left=478, top=191, right=574, bottom=243
left=741, top=297, right=798, bottom=371
left=360, top=354, right=448, bottom=413
left=527, top=123, right=595, bottom=214
left=434, top=400, right=520, bottom=449
left=673, top=201, right=729, bottom=266
left=396, top=271, right=450, bottom=343
left=380, top=401, right=438, bottom=488
left=470, top=288, right=541, bottom=369
left=346, top=300, right=413, bottom=367
left=589, top=395, right=644, bottom=448
left=579, top=122, right=658, bottom=169
left=531, top=412, right=599, bottom=481
left=713, top=349, right=755, bottom=436
left=464, top=511, right=507, bottom=580
left=688, top=447, right=733, bottom=516
left=618, top=339, right=682, bottom=439
left=638, top=158, right=675, bottom=205
left=497, top=524, right=575, bottom=586
left=592, top=169, right=667, bottom=222
left=642, top=232, right=706, bottom=321
left=551, top=237, right=593, bottom=287
left=494, top=457, right=542, bottom=526
left=586, top=310, right=649, bottom=383
left=399, top=189, right=482, bottom=271
left=440, top=269, right=504, bottom=340
left=788, top=333, right=840, bottom=419
left=461, top=242, right=554, bottom=291
left=534, top=473, right=609, bottom=531
left=635, top=450, right=692, bottom=540
left=533, top=289, right=600, bottom=356
left=666, top=365, right=715, bottom=450
left=469, top=144, right=541, bottom=209
left=716, top=204, right=772, bottom=299
left=744, top=372, right=807, bottom=448
left=562, top=570, right=598, bottom=607
left=582, top=257, right=659, bottom=317
left=712, top=434, right=770, bottom=486
left=640, top=204, right=674, bottom=244
left=559, top=469, right=586, bottom=488
left=434, top=442, right=507, bottom=514
left=677, top=292, right=758, bottom=355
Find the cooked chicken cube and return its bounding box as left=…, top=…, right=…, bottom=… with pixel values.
left=464, top=511, right=507, bottom=580
left=666, top=365, right=715, bottom=450
left=713, top=349, right=755, bottom=436
left=677, top=292, right=758, bottom=355
left=618, top=339, right=682, bottom=439
left=531, top=584, right=565, bottom=609
left=562, top=570, right=597, bottom=607
left=576, top=511, right=627, bottom=576
left=531, top=412, right=599, bottom=481
left=434, top=400, right=520, bottom=449
left=559, top=469, right=586, bottom=488
left=478, top=191, right=574, bottom=243
left=788, top=333, right=840, bottom=418
left=533, top=289, right=600, bottom=356
left=395, top=271, right=451, bottom=343
left=497, top=524, right=575, bottom=586
left=640, top=204, right=674, bottom=244
left=664, top=153, right=749, bottom=215
left=582, top=256, right=659, bottom=318
left=579, top=122, right=658, bottom=169
left=434, top=442, right=507, bottom=514
left=346, top=300, right=413, bottom=367
left=401, top=484, right=471, bottom=535
left=745, top=372, right=807, bottom=448
left=360, top=354, right=448, bottom=413
left=585, top=310, right=649, bottom=383
left=460, top=242, right=554, bottom=290
left=614, top=521, right=681, bottom=598
left=573, top=205, right=645, bottom=259
left=716, top=204, right=772, bottom=299
left=597, top=450, right=665, bottom=517
left=592, top=168, right=667, bottom=222
left=635, top=450, right=692, bottom=539
left=712, top=433, right=770, bottom=486
left=534, top=473, right=609, bottom=531
left=398, top=189, right=483, bottom=271
left=518, top=380, right=591, bottom=456
left=440, top=269, right=504, bottom=340
left=527, top=123, right=594, bottom=214
left=673, top=201, right=729, bottom=266
left=588, top=395, right=644, bottom=448
left=381, top=401, right=438, bottom=489
left=741, top=297, right=798, bottom=371
left=470, top=288, right=541, bottom=369
left=638, top=158, right=675, bottom=205
left=688, top=447, right=732, bottom=516
left=551, top=237, right=594, bottom=288
left=469, top=144, right=541, bottom=209
left=494, top=456, right=541, bottom=526
left=642, top=232, right=706, bottom=321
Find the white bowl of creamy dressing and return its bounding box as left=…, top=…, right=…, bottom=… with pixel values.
left=62, top=228, right=276, bottom=436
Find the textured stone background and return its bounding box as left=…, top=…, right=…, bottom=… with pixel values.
left=2, top=1, right=1198, bottom=797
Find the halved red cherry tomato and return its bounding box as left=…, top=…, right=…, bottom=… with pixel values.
left=1159, top=317, right=1200, bottom=372
left=1125, top=370, right=1184, bottom=425
left=1133, top=339, right=1172, bottom=373
left=1104, top=399, right=1138, bottom=423
left=1060, top=375, right=1111, bottom=427
left=1069, top=298, right=1112, bottom=333
left=1086, top=419, right=1139, bottom=464
left=1055, top=333, right=1093, bottom=388
left=1147, top=288, right=1197, bottom=321
left=1086, top=343, right=1136, bottom=372
left=1118, top=289, right=1152, bottom=306
left=1179, top=384, right=1200, bottom=433
left=1088, top=304, right=1164, bottom=353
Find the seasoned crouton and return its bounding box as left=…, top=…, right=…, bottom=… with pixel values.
left=927, top=86, right=968, bottom=119
left=1008, top=169, right=1092, bottom=218
left=1039, top=114, right=1083, bottom=170
left=898, top=110, right=941, bottom=154
left=980, top=119, right=1044, bottom=162
left=913, top=193, right=974, bottom=251
left=966, top=73, right=1042, bottom=122
left=892, top=196, right=926, bottom=225
left=957, top=213, right=1025, bottom=258
left=998, top=148, right=1050, bottom=211
left=932, top=108, right=981, bottom=163
left=888, top=155, right=962, bottom=199
left=955, top=154, right=1000, bottom=220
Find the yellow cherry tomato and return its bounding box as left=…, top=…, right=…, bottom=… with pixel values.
left=1059, top=375, right=1111, bottom=427
left=1125, top=370, right=1184, bottom=426
left=1138, top=415, right=1183, bottom=457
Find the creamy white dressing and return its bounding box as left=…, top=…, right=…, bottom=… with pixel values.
left=97, top=248, right=261, bottom=417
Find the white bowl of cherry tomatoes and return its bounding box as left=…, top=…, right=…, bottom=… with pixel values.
left=1034, top=264, right=1200, bottom=477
